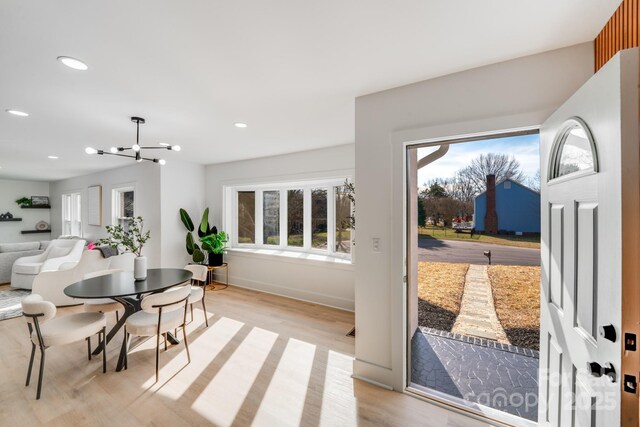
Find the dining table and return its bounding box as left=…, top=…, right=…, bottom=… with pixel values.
left=64, top=268, right=193, bottom=371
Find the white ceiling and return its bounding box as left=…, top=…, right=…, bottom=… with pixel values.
left=0, top=0, right=620, bottom=181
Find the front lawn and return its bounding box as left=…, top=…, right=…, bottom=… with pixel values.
left=488, top=265, right=540, bottom=350
left=417, top=261, right=469, bottom=332
left=419, top=226, right=540, bottom=249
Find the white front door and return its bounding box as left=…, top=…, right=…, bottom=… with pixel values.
left=539, top=49, right=639, bottom=427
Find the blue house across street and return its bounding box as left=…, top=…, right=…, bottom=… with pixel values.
left=474, top=178, right=540, bottom=234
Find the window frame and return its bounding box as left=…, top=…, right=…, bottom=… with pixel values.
left=61, top=191, right=82, bottom=237
left=111, top=184, right=135, bottom=227
left=225, top=178, right=353, bottom=260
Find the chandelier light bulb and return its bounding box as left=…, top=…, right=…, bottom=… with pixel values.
left=132, top=144, right=141, bottom=152
left=171, top=145, right=181, bottom=152
left=85, top=147, right=98, bottom=155
left=158, top=159, right=166, bottom=165
left=110, top=147, right=118, bottom=153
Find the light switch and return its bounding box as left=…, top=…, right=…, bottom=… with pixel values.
left=372, top=237, right=381, bottom=253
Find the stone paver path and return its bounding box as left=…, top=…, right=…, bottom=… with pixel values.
left=411, top=329, right=539, bottom=421
left=452, top=264, right=509, bottom=344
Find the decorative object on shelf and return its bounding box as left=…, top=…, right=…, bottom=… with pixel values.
left=0, top=213, right=5, bottom=220
left=179, top=207, right=227, bottom=265
left=87, top=185, right=102, bottom=226
left=31, top=196, right=49, bottom=206
left=97, top=216, right=151, bottom=281
left=0, top=212, right=13, bottom=220
left=15, top=197, right=31, bottom=207
left=35, top=221, right=49, bottom=231
left=84, top=117, right=181, bottom=165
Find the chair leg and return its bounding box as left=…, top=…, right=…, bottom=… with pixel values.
left=25, top=342, right=36, bottom=386
left=190, top=304, right=194, bottom=322
left=163, top=333, right=168, bottom=351
left=116, top=311, right=119, bottom=323
left=201, top=295, right=209, bottom=327
left=87, top=337, right=92, bottom=360
left=182, top=324, right=191, bottom=364
left=101, top=327, right=107, bottom=374
left=155, top=332, right=160, bottom=383
left=36, top=347, right=45, bottom=400
left=123, top=327, right=130, bottom=370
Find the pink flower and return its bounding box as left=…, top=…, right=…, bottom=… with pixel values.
left=87, top=242, right=96, bottom=250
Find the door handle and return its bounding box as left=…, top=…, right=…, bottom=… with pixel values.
left=587, top=361, right=617, bottom=382
left=599, top=324, right=616, bottom=342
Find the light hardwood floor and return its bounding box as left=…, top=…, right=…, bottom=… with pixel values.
left=0, top=284, right=487, bottom=426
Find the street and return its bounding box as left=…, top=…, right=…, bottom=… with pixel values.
left=418, top=237, right=540, bottom=266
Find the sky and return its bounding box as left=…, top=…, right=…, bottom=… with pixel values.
left=416, top=133, right=540, bottom=188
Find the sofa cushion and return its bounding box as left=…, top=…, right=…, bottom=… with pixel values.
left=40, top=241, right=50, bottom=251
left=47, top=246, right=72, bottom=260
left=0, top=242, right=40, bottom=253
left=13, top=262, right=43, bottom=275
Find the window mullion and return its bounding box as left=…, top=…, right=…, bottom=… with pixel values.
left=255, top=190, right=264, bottom=246
left=327, top=186, right=335, bottom=253
left=280, top=189, right=287, bottom=248
left=303, top=188, right=311, bottom=250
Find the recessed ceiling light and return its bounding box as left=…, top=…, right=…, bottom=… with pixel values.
left=234, top=122, right=248, bottom=128
left=6, top=109, right=29, bottom=117
left=57, top=56, right=88, bottom=71
left=48, top=155, right=59, bottom=159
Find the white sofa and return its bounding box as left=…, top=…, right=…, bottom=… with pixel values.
left=0, top=241, right=48, bottom=284
left=32, top=250, right=135, bottom=306
left=11, top=239, right=86, bottom=289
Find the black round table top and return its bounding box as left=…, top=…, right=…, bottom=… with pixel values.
left=64, top=268, right=193, bottom=299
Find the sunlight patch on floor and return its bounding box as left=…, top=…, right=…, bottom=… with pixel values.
left=148, top=316, right=245, bottom=396
left=192, top=326, right=279, bottom=426
left=251, top=338, right=316, bottom=426
left=319, top=350, right=357, bottom=426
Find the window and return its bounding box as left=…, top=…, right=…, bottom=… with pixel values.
left=112, top=186, right=135, bottom=228
left=62, top=192, right=82, bottom=236
left=549, top=118, right=597, bottom=180
left=228, top=178, right=353, bottom=259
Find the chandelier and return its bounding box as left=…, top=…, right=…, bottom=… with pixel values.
left=85, top=117, right=180, bottom=165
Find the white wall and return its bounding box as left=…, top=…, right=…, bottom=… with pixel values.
left=50, top=162, right=162, bottom=266
left=205, top=144, right=355, bottom=310
left=160, top=159, right=206, bottom=268
left=0, top=179, right=50, bottom=243
left=354, top=43, right=595, bottom=389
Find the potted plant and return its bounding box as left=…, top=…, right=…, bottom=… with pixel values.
left=97, top=216, right=151, bottom=280
left=179, top=207, right=227, bottom=266
left=200, top=231, right=228, bottom=266
left=16, top=197, right=31, bottom=207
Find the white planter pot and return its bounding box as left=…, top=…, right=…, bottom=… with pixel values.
left=134, top=256, right=147, bottom=281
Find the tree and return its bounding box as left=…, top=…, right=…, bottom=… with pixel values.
left=455, top=152, right=525, bottom=195
left=425, top=182, right=448, bottom=198
left=417, top=198, right=426, bottom=227
left=524, top=169, right=541, bottom=192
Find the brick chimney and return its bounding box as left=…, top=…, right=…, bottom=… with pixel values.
left=485, top=174, right=498, bottom=235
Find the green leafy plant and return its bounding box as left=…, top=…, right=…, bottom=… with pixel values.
left=16, top=197, right=31, bottom=207
left=180, top=207, right=223, bottom=263
left=97, top=216, right=150, bottom=257
left=200, top=231, right=228, bottom=254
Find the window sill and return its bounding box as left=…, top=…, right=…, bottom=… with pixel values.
left=226, top=247, right=354, bottom=269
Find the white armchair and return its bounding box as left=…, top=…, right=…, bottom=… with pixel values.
left=12, top=239, right=86, bottom=290
left=31, top=250, right=135, bottom=306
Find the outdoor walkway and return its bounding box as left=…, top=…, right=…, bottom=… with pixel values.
left=452, top=264, right=509, bottom=343
left=411, top=328, right=539, bottom=421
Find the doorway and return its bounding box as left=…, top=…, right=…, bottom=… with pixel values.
left=406, top=131, right=541, bottom=424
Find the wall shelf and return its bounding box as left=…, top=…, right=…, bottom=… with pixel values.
left=20, top=205, right=51, bottom=209
left=21, top=229, right=51, bottom=234
left=0, top=218, right=22, bottom=222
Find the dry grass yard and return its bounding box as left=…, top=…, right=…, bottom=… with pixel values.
left=488, top=265, right=541, bottom=350
left=417, top=261, right=469, bottom=332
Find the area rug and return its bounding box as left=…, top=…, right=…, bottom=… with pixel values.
left=0, top=289, right=30, bottom=321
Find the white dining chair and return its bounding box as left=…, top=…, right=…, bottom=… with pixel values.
left=83, top=269, right=124, bottom=321
left=183, top=264, right=209, bottom=327
left=123, top=284, right=191, bottom=382
left=21, top=294, right=107, bottom=399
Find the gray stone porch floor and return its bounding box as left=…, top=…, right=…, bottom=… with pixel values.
left=410, top=328, right=539, bottom=421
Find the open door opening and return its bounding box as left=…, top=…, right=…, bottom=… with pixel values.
left=406, top=132, right=541, bottom=425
